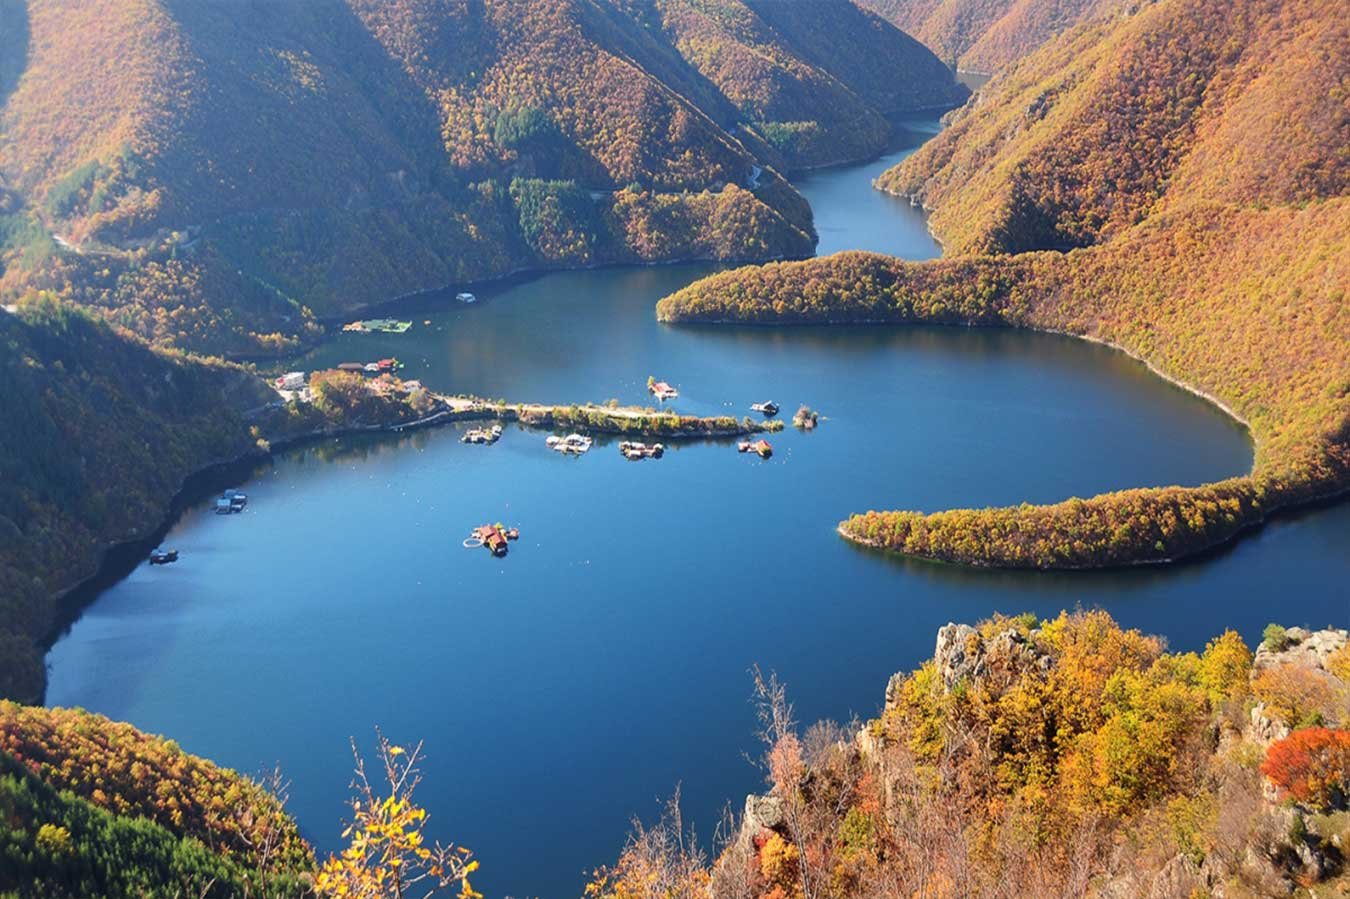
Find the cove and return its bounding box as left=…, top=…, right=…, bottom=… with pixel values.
left=44, top=119, right=1346, bottom=898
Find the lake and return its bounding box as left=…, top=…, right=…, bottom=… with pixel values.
left=46, top=117, right=1348, bottom=897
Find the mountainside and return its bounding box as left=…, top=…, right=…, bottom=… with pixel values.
left=857, top=0, right=1124, bottom=72
left=0, top=296, right=270, bottom=703
left=648, top=0, right=965, bottom=168
left=0, top=0, right=964, bottom=357
left=658, top=0, right=1349, bottom=569
left=0, top=702, right=313, bottom=897
left=876, top=0, right=1349, bottom=255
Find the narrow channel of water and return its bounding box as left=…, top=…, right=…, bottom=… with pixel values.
left=45, top=114, right=1347, bottom=898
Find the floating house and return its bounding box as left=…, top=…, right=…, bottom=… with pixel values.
left=546, top=433, right=593, bottom=454
left=462, top=424, right=503, bottom=444
left=649, top=380, right=679, bottom=400
left=342, top=319, right=411, bottom=333
left=466, top=523, right=519, bottom=556
left=619, top=441, right=664, bottom=460
left=750, top=401, right=779, bottom=416
left=738, top=439, right=773, bottom=458
left=456, top=292, right=478, bottom=304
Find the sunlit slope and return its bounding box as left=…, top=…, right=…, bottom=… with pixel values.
left=0, top=0, right=964, bottom=356
left=857, top=0, right=1124, bottom=72
left=876, top=0, right=1349, bottom=255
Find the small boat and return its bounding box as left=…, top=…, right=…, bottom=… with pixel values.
left=363, top=362, right=381, bottom=373
left=750, top=401, right=779, bottom=416
left=148, top=548, right=178, bottom=565
left=738, top=439, right=773, bottom=458
left=649, top=379, right=679, bottom=401
left=548, top=433, right=593, bottom=455
left=377, top=358, right=400, bottom=372
left=456, top=292, right=478, bottom=304
left=619, top=441, right=664, bottom=460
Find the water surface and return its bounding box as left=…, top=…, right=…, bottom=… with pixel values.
left=46, top=115, right=1348, bottom=898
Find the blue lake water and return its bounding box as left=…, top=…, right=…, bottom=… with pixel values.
left=46, top=118, right=1348, bottom=897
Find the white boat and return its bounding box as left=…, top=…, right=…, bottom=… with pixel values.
left=456, top=292, right=477, bottom=304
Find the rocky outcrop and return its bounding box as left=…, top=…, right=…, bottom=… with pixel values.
left=1253, top=627, right=1348, bottom=673
left=743, top=794, right=786, bottom=835
left=931, top=622, right=1051, bottom=694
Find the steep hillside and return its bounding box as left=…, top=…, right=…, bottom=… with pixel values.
left=657, top=0, right=1349, bottom=569
left=646, top=0, right=966, bottom=169
left=0, top=702, right=313, bottom=897
left=858, top=0, right=1123, bottom=72
left=876, top=0, right=1349, bottom=255
left=591, top=613, right=1350, bottom=897
left=0, top=0, right=964, bottom=357
left=0, top=295, right=270, bottom=702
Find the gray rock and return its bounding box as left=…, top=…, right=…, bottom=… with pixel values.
left=1254, top=627, right=1347, bottom=674
left=934, top=623, right=983, bottom=691
left=931, top=623, right=1050, bottom=694
left=742, top=793, right=784, bottom=834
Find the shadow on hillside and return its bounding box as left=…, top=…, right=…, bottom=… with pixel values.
left=0, top=0, right=29, bottom=111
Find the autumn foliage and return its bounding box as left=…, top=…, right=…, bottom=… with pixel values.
left=0, top=702, right=312, bottom=874
left=1260, top=728, right=1350, bottom=809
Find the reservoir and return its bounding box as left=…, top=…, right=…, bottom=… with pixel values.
left=45, top=117, right=1347, bottom=897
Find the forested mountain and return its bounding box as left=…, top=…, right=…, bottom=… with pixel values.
left=876, top=0, right=1348, bottom=255
left=857, top=0, right=1125, bottom=72
left=0, top=702, right=314, bottom=897
left=659, top=0, right=1349, bottom=569
left=0, top=296, right=269, bottom=703
left=0, top=0, right=963, bottom=357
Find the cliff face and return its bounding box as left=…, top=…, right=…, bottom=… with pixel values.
left=0, top=0, right=964, bottom=357
left=610, top=612, right=1350, bottom=899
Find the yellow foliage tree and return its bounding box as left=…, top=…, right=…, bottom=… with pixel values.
left=316, top=733, right=478, bottom=899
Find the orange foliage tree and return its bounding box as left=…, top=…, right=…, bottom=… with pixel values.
left=1260, top=728, right=1350, bottom=809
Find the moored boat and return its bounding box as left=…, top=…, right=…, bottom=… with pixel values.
left=148, top=548, right=179, bottom=565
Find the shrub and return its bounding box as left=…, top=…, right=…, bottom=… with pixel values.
left=1263, top=624, right=1292, bottom=652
